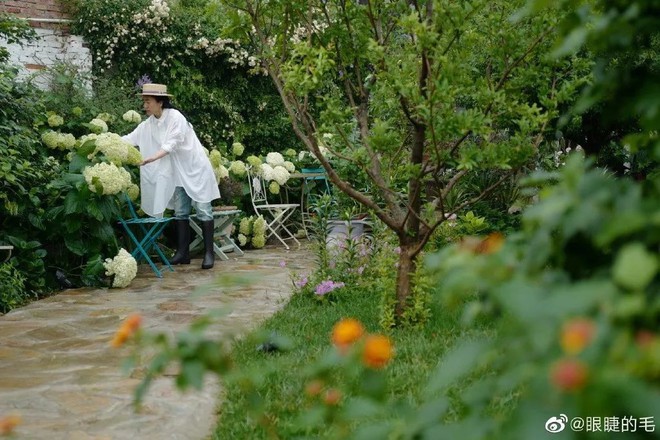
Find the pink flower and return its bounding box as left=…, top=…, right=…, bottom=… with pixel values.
left=394, top=246, right=401, bottom=254
left=279, top=260, right=287, bottom=268
left=314, top=280, right=345, bottom=296
left=295, top=275, right=309, bottom=288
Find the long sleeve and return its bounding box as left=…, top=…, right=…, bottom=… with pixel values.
left=122, top=124, right=143, bottom=146
left=160, top=111, right=187, bottom=153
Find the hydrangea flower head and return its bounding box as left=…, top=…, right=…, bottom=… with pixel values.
left=103, top=248, right=138, bottom=288
left=47, top=113, right=64, bottom=127
left=232, top=142, right=245, bottom=156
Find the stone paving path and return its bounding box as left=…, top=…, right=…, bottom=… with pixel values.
left=0, top=245, right=314, bottom=440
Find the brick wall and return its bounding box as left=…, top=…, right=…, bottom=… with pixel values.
left=0, top=0, right=91, bottom=87
left=0, top=0, right=70, bottom=29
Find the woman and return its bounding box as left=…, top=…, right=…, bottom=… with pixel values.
left=123, top=83, right=220, bottom=269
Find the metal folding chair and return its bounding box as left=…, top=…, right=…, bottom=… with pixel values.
left=117, top=194, right=177, bottom=277
left=247, top=171, right=301, bottom=249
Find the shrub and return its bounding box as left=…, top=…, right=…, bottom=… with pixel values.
left=0, top=262, right=29, bottom=314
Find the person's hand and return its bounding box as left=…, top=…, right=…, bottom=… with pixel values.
left=140, top=156, right=155, bottom=166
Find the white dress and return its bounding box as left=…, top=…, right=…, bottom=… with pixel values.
left=123, top=109, right=220, bottom=217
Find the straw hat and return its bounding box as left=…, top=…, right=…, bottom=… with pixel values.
left=141, top=83, right=173, bottom=97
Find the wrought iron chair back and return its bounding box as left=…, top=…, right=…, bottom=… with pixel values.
left=247, top=170, right=301, bottom=249
left=117, top=194, right=177, bottom=277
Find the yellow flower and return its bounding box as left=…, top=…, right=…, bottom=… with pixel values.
left=560, top=318, right=596, bottom=355
left=331, top=318, right=365, bottom=350
left=363, top=334, right=393, bottom=369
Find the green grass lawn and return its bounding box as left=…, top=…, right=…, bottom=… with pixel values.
left=213, top=287, right=488, bottom=439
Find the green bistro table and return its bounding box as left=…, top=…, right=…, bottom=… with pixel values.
left=188, top=207, right=244, bottom=260
left=289, top=170, right=332, bottom=237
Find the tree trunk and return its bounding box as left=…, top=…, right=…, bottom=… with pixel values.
left=395, top=243, right=417, bottom=319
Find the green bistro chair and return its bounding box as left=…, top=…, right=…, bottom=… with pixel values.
left=118, top=194, right=177, bottom=278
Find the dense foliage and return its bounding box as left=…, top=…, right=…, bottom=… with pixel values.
left=215, top=0, right=592, bottom=320
left=68, top=0, right=301, bottom=155
left=1, top=15, right=52, bottom=299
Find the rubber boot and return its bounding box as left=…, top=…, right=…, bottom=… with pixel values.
left=170, top=219, right=191, bottom=265
left=201, top=220, right=215, bottom=270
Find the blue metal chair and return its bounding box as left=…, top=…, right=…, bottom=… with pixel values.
left=117, top=194, right=177, bottom=277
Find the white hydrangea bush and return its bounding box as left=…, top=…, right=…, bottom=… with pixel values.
left=91, top=133, right=142, bottom=166
left=83, top=162, right=133, bottom=195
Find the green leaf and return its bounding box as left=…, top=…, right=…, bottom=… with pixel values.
left=342, top=396, right=383, bottom=420
left=612, top=243, right=658, bottom=291
left=178, top=360, right=205, bottom=390
left=69, top=153, right=91, bottom=173
left=65, top=236, right=86, bottom=256
left=353, top=421, right=396, bottom=440
left=425, top=339, right=489, bottom=397
left=552, top=27, right=588, bottom=58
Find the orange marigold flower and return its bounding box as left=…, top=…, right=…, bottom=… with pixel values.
left=550, top=359, right=589, bottom=392
left=111, top=313, right=142, bottom=348
left=305, top=380, right=324, bottom=397
left=331, top=318, right=365, bottom=350
left=125, top=313, right=142, bottom=332
left=363, top=334, right=393, bottom=369
left=323, top=388, right=342, bottom=406
left=476, top=232, right=505, bottom=255
left=635, top=330, right=656, bottom=349
left=0, top=414, right=21, bottom=435
left=560, top=318, right=596, bottom=355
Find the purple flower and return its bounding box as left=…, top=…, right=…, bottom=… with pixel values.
left=279, top=260, right=287, bottom=268
left=295, top=275, right=308, bottom=288
left=136, top=74, right=152, bottom=89
left=314, top=279, right=345, bottom=296
left=394, top=246, right=401, bottom=254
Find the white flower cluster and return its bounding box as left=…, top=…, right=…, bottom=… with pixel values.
left=237, top=215, right=267, bottom=248
left=96, top=112, right=115, bottom=123
left=228, top=160, right=247, bottom=177
left=122, top=110, right=142, bottom=124
left=78, top=133, right=98, bottom=147
left=290, top=19, right=329, bottom=44
left=42, top=130, right=76, bottom=150
left=232, top=142, right=244, bottom=156
left=92, top=133, right=142, bottom=166
left=133, top=0, right=170, bottom=26
left=192, top=37, right=258, bottom=69
left=103, top=248, right=138, bottom=288
left=83, top=162, right=133, bottom=195
left=48, top=113, right=64, bottom=127
left=298, top=146, right=329, bottom=165
left=209, top=149, right=229, bottom=183
left=89, top=118, right=109, bottom=134
left=266, top=152, right=284, bottom=166
left=261, top=163, right=291, bottom=186
left=214, top=165, right=229, bottom=182
left=252, top=216, right=267, bottom=248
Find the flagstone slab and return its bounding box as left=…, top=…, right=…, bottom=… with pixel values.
left=0, top=245, right=313, bottom=439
